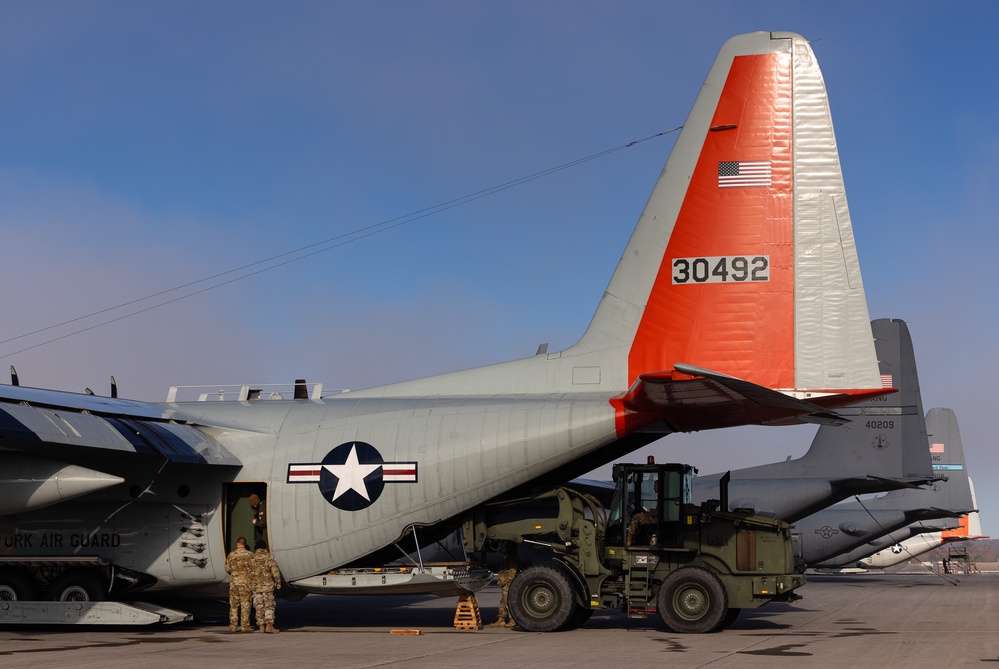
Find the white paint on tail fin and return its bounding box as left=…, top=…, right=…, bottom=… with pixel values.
left=350, top=32, right=882, bottom=423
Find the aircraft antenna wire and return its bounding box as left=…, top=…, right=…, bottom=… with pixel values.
left=851, top=494, right=961, bottom=585
left=0, top=129, right=680, bottom=359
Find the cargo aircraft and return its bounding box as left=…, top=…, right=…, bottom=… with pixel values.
left=691, top=318, right=938, bottom=523
left=857, top=487, right=986, bottom=570
left=800, top=407, right=976, bottom=568
left=0, top=32, right=888, bottom=615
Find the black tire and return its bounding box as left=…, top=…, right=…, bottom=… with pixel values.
left=717, top=607, right=742, bottom=630
left=47, top=569, right=107, bottom=602
left=508, top=564, right=578, bottom=632
left=566, top=603, right=593, bottom=630
left=0, top=569, right=38, bottom=601
left=657, top=567, right=727, bottom=633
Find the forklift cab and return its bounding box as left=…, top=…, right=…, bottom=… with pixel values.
left=606, top=462, right=692, bottom=549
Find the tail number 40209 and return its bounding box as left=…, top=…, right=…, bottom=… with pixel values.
left=672, top=255, right=769, bottom=284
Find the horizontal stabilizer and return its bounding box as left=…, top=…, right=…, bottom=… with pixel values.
left=831, top=474, right=944, bottom=496
left=620, top=364, right=850, bottom=432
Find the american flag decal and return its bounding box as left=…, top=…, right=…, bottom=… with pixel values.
left=718, top=160, right=772, bottom=188
left=880, top=374, right=894, bottom=389
left=930, top=443, right=945, bottom=454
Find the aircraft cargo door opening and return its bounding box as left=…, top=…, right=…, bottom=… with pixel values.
left=224, top=483, right=269, bottom=554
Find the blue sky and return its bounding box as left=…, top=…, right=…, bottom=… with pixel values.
left=2, top=3, right=997, bottom=535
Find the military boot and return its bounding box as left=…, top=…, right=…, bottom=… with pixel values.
left=266, top=624, right=280, bottom=634
left=259, top=623, right=266, bottom=633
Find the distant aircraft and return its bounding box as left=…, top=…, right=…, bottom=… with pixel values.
left=0, top=31, right=887, bottom=612
left=799, top=407, right=976, bottom=568
left=692, top=318, right=938, bottom=523
left=856, top=482, right=987, bottom=570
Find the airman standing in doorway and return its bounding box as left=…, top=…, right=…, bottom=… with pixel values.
left=249, top=493, right=266, bottom=544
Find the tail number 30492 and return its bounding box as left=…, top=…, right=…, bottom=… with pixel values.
left=672, top=255, right=769, bottom=284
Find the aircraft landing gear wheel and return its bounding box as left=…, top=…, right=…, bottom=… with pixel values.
left=0, top=569, right=38, bottom=601
left=47, top=569, right=107, bottom=602
left=508, top=564, right=578, bottom=632
left=658, top=567, right=727, bottom=633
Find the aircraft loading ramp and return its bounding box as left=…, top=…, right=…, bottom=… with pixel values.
left=0, top=600, right=192, bottom=625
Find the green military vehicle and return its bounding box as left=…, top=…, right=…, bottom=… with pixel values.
left=463, top=461, right=804, bottom=633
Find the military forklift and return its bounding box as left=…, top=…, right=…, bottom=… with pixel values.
left=463, top=460, right=804, bottom=632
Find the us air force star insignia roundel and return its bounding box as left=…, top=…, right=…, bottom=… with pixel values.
left=815, top=525, right=839, bottom=540
left=287, top=441, right=418, bottom=511
left=890, top=543, right=904, bottom=554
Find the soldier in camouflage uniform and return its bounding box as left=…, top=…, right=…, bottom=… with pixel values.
left=491, top=542, right=520, bottom=628
left=626, top=479, right=659, bottom=546
left=251, top=539, right=282, bottom=633
left=224, top=536, right=254, bottom=632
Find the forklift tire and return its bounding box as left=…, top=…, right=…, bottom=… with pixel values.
left=566, top=603, right=594, bottom=630
left=717, top=607, right=742, bottom=631
left=658, top=567, right=727, bottom=633
left=508, top=564, right=577, bottom=632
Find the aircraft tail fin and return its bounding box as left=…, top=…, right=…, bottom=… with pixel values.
left=922, top=408, right=975, bottom=514
left=962, top=478, right=987, bottom=538
left=711, top=319, right=933, bottom=488
left=570, top=31, right=881, bottom=404
left=799, top=319, right=934, bottom=486
left=859, top=408, right=975, bottom=518
left=354, top=32, right=884, bottom=433
left=937, top=480, right=988, bottom=546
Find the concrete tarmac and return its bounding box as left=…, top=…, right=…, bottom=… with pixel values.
left=1, top=572, right=997, bottom=669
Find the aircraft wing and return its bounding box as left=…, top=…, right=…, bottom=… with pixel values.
left=619, top=364, right=884, bottom=433
left=0, top=384, right=239, bottom=466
